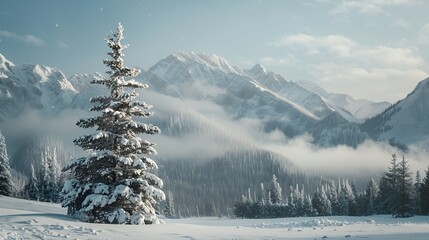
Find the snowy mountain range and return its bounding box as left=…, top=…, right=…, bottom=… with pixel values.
left=361, top=77, right=429, bottom=149
left=137, top=51, right=381, bottom=145
left=140, top=51, right=321, bottom=137
left=0, top=53, right=77, bottom=120
left=298, top=80, right=391, bottom=120
left=2, top=51, right=428, bottom=149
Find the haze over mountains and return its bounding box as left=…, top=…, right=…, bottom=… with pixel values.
left=2, top=51, right=429, bottom=150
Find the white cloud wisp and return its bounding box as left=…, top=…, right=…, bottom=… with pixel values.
left=0, top=30, right=45, bottom=47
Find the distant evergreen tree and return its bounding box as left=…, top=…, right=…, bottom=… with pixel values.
left=258, top=183, right=266, bottom=205
left=61, top=23, right=164, bottom=224
left=354, top=193, right=366, bottom=216
left=326, top=183, right=340, bottom=216
left=295, top=187, right=305, bottom=216
left=45, top=148, right=60, bottom=202
left=303, top=194, right=316, bottom=217
left=287, top=186, right=296, bottom=217
left=395, top=155, right=413, bottom=217
left=338, top=190, right=349, bottom=215
left=413, top=171, right=422, bottom=215
left=420, top=167, right=429, bottom=215
left=270, top=174, right=282, bottom=204
left=234, top=195, right=248, bottom=219
left=349, top=182, right=359, bottom=216
left=376, top=154, right=400, bottom=214
left=164, top=191, right=176, bottom=218
left=337, top=180, right=356, bottom=216
left=312, top=186, right=331, bottom=216
left=288, top=184, right=306, bottom=217
left=415, top=171, right=422, bottom=188
left=23, top=164, right=39, bottom=200
left=37, top=155, right=47, bottom=201
left=0, top=131, right=13, bottom=196
left=364, top=178, right=379, bottom=215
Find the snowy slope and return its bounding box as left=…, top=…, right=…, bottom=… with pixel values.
left=68, top=72, right=107, bottom=109
left=246, top=64, right=334, bottom=119
left=311, top=111, right=368, bottom=147
left=361, top=77, right=429, bottom=148
left=298, top=80, right=390, bottom=120
left=2, top=196, right=429, bottom=240
left=140, top=51, right=319, bottom=137
left=0, top=53, right=78, bottom=119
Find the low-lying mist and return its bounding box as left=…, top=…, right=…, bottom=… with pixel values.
left=1, top=88, right=427, bottom=179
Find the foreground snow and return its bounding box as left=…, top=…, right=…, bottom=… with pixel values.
left=1, top=196, right=429, bottom=239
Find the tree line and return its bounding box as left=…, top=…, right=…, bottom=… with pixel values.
left=0, top=132, right=66, bottom=203
left=235, top=154, right=429, bottom=218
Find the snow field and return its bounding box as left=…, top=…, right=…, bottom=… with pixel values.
left=2, top=196, right=429, bottom=240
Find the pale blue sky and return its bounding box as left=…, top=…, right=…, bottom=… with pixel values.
left=1, top=0, right=428, bottom=102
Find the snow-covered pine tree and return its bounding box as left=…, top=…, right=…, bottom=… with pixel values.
left=288, top=184, right=305, bottom=217
left=269, top=174, right=282, bottom=204
left=37, top=152, right=49, bottom=202
left=364, top=178, right=379, bottom=216
left=46, top=148, right=60, bottom=203
left=61, top=23, right=165, bottom=225
left=258, top=183, right=266, bottom=205
left=326, top=182, right=340, bottom=216
left=164, top=191, right=176, bottom=218
left=303, top=194, right=316, bottom=217
left=23, top=164, right=39, bottom=200
left=312, top=186, right=332, bottom=216
left=344, top=180, right=358, bottom=216
left=0, top=131, right=13, bottom=196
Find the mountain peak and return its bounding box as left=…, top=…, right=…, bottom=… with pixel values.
left=320, top=111, right=348, bottom=125
left=249, top=63, right=267, bottom=75
left=0, top=53, right=15, bottom=68
left=311, top=110, right=367, bottom=147
left=414, top=77, right=429, bottom=91
left=361, top=76, right=429, bottom=148
left=401, top=77, right=429, bottom=103
left=297, top=80, right=329, bottom=97
left=169, top=51, right=241, bottom=75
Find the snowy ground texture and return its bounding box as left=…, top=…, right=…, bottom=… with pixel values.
left=1, top=196, right=429, bottom=240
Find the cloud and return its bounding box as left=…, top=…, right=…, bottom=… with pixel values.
left=140, top=90, right=429, bottom=177
left=355, top=46, right=424, bottom=68
left=139, top=90, right=406, bottom=179
left=0, top=30, right=45, bottom=47
left=331, top=0, right=420, bottom=15
left=263, top=135, right=427, bottom=175
left=268, top=33, right=427, bottom=102
left=271, top=33, right=424, bottom=68
left=311, top=63, right=428, bottom=102
left=2, top=84, right=427, bottom=181
left=270, top=34, right=356, bottom=57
